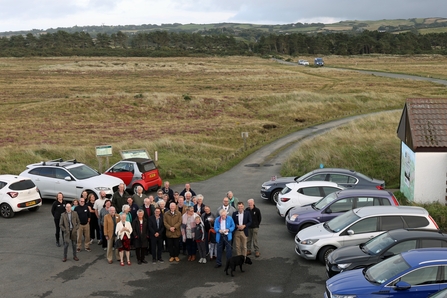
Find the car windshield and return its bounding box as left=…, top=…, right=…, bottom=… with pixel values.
left=326, top=210, right=360, bottom=233
left=314, top=192, right=337, bottom=210
left=362, top=232, right=396, bottom=255
left=67, top=164, right=100, bottom=180
left=365, top=254, right=410, bottom=284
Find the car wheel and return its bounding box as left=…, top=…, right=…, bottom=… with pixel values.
left=0, top=203, right=14, bottom=218
left=270, top=189, right=281, bottom=204
left=318, top=246, right=335, bottom=265
left=28, top=206, right=40, bottom=212
left=133, top=184, right=143, bottom=194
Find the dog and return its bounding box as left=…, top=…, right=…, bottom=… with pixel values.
left=224, top=255, right=252, bottom=277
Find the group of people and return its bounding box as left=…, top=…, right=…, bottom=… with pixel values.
left=51, top=181, right=262, bottom=268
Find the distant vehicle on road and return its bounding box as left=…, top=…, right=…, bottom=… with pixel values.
left=314, top=57, right=324, bottom=66
left=298, top=59, right=309, bottom=65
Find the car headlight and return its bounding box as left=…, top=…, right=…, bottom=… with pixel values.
left=95, top=187, right=111, bottom=191
left=337, top=263, right=352, bottom=270
left=290, top=214, right=298, bottom=221
left=300, top=239, right=319, bottom=245
left=333, top=295, right=357, bottom=298
left=262, top=185, right=271, bottom=190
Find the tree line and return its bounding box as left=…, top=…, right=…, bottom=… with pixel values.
left=1, top=30, right=447, bottom=57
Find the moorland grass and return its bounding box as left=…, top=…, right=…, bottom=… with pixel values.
left=1, top=56, right=447, bottom=184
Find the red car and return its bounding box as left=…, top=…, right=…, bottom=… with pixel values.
left=104, top=158, right=162, bottom=193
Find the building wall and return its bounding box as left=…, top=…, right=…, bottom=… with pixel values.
left=413, top=152, right=447, bottom=204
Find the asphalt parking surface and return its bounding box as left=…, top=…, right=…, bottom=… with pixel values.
left=1, top=114, right=393, bottom=298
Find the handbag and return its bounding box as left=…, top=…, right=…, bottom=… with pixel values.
left=114, top=238, right=123, bottom=249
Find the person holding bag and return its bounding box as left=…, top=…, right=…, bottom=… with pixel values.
left=116, top=213, right=133, bottom=266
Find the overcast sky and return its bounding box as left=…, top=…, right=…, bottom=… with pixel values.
left=1, top=0, right=446, bottom=32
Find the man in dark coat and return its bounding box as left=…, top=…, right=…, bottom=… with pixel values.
left=246, top=198, right=262, bottom=257
left=148, top=207, right=165, bottom=263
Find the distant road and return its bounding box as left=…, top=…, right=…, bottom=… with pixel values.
left=275, top=58, right=447, bottom=86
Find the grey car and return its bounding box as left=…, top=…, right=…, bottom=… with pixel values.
left=261, top=168, right=385, bottom=204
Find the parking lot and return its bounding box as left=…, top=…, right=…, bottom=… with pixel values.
left=0, top=116, right=373, bottom=298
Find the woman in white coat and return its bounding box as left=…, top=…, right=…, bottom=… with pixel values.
left=116, top=213, right=133, bottom=266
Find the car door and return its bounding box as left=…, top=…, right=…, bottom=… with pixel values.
left=386, top=265, right=442, bottom=297
left=53, top=168, right=78, bottom=200
left=340, top=216, right=380, bottom=248
left=105, top=161, right=134, bottom=186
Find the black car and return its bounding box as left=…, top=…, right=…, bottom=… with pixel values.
left=261, top=168, right=385, bottom=204
left=326, top=229, right=447, bottom=278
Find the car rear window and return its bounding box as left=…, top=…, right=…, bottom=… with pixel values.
left=420, top=239, right=447, bottom=248
left=9, top=179, right=36, bottom=190
left=0, top=181, right=7, bottom=189
left=29, top=167, right=54, bottom=177
left=141, top=161, right=157, bottom=172
left=403, top=216, right=430, bottom=228
left=299, top=187, right=321, bottom=197
left=381, top=216, right=405, bottom=230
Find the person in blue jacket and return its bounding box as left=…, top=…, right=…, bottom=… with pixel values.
left=214, top=209, right=235, bottom=268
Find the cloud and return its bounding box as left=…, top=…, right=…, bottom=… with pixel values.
left=0, top=0, right=446, bottom=32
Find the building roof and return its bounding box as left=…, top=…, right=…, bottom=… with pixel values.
left=397, top=98, right=447, bottom=151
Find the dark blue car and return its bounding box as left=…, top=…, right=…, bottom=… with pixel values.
left=325, top=248, right=447, bottom=298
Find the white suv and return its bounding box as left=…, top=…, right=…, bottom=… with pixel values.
left=20, top=159, right=123, bottom=200
left=276, top=181, right=344, bottom=217
left=295, top=205, right=439, bottom=264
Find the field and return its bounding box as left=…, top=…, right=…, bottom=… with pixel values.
left=1, top=56, right=447, bottom=184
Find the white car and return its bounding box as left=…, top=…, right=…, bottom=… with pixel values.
left=298, top=59, right=309, bottom=65
left=0, top=175, right=42, bottom=218
left=276, top=181, right=343, bottom=217
left=295, top=206, right=439, bottom=264
left=20, top=159, right=124, bottom=200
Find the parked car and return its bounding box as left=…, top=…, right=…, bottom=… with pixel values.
left=286, top=189, right=398, bottom=234
left=0, top=175, right=42, bottom=218
left=298, top=59, right=309, bottom=65
left=276, top=181, right=344, bottom=217
left=20, top=159, right=123, bottom=200
left=314, top=57, right=324, bottom=66
left=326, top=229, right=447, bottom=278
left=325, top=248, right=447, bottom=298
left=104, top=158, right=162, bottom=194
left=295, top=205, right=438, bottom=264
left=261, top=168, right=385, bottom=204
